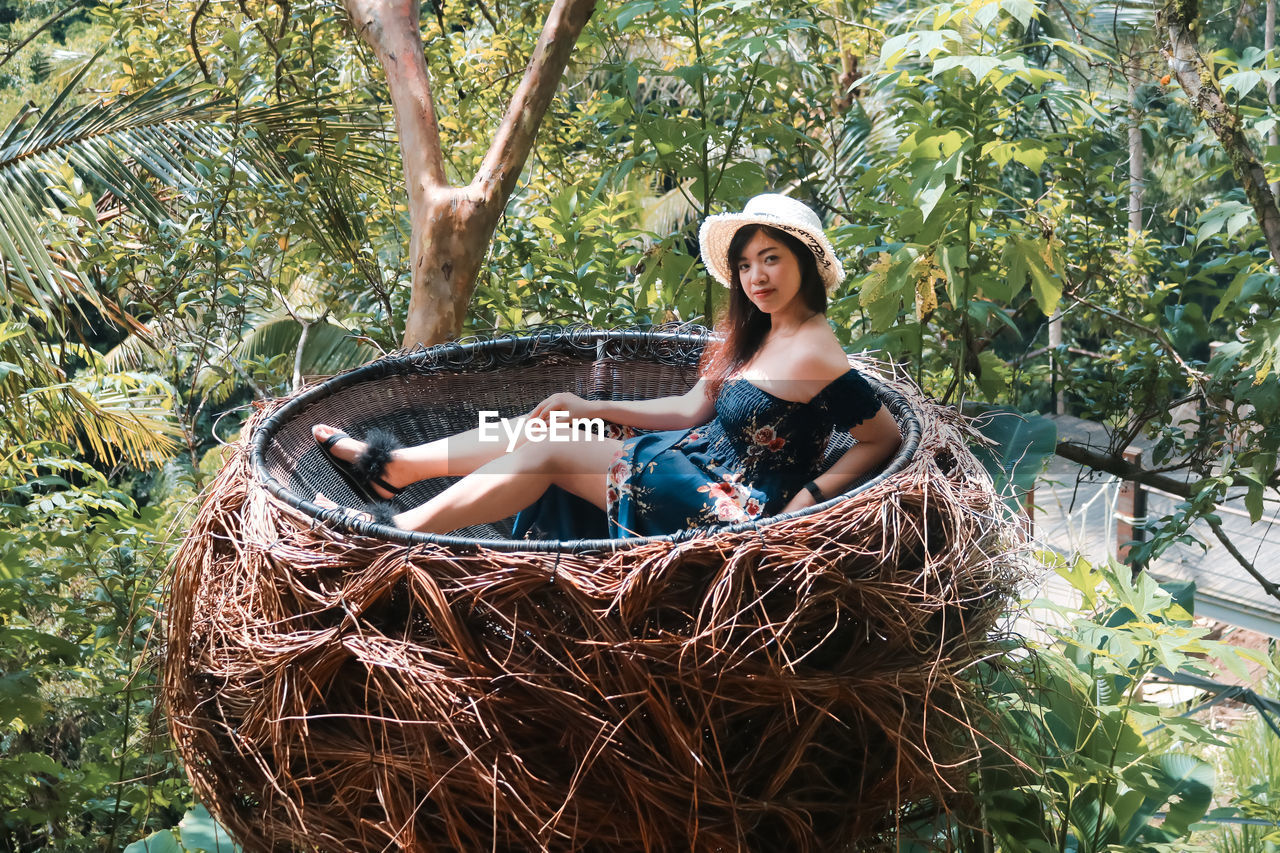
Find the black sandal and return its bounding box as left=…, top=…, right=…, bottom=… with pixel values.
left=360, top=500, right=401, bottom=528
left=315, top=428, right=405, bottom=503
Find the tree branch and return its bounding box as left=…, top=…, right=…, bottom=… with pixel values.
left=1063, top=290, right=1213, bottom=406
left=343, top=0, right=448, bottom=191
left=1055, top=440, right=1195, bottom=498
left=1058, top=440, right=1280, bottom=604
left=474, top=0, right=598, bottom=204
left=1207, top=517, right=1280, bottom=603
left=1158, top=0, right=1280, bottom=268
left=189, top=0, right=213, bottom=84
left=0, top=0, right=86, bottom=71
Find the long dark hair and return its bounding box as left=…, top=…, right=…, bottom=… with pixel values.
left=699, top=224, right=827, bottom=396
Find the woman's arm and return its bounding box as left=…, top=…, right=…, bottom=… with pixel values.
left=781, top=406, right=902, bottom=513
left=529, top=379, right=716, bottom=432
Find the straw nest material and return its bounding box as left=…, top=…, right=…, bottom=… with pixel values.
left=163, top=327, right=1029, bottom=852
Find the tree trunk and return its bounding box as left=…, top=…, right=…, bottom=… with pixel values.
left=343, top=0, right=598, bottom=347
left=1048, top=310, right=1064, bottom=415
left=1158, top=0, right=1280, bottom=268
left=1269, top=0, right=1278, bottom=197
left=1127, top=60, right=1145, bottom=241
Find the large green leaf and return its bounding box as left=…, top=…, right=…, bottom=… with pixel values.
left=239, top=318, right=380, bottom=379
left=1124, top=752, right=1215, bottom=841
left=123, top=830, right=183, bottom=853
left=0, top=52, right=231, bottom=326
left=178, top=804, right=241, bottom=853
left=967, top=405, right=1057, bottom=503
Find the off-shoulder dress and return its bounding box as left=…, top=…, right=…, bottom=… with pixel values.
left=511, top=367, right=882, bottom=541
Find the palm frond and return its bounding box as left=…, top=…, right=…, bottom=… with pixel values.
left=0, top=53, right=394, bottom=329
left=639, top=180, right=698, bottom=238
left=235, top=100, right=395, bottom=293
left=101, top=322, right=168, bottom=372
left=0, top=51, right=230, bottom=327
left=0, top=321, right=180, bottom=466
left=239, top=317, right=379, bottom=378
left=27, top=376, right=183, bottom=465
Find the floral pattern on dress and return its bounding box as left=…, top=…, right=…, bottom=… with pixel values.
left=514, top=367, right=884, bottom=541
left=753, top=426, right=786, bottom=451
left=605, top=371, right=882, bottom=538
left=674, top=428, right=704, bottom=448
left=604, top=423, right=640, bottom=441
left=605, top=446, right=632, bottom=512
left=745, top=423, right=787, bottom=459
left=697, top=472, right=764, bottom=523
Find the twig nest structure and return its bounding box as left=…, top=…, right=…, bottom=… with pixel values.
left=164, top=327, right=1028, bottom=852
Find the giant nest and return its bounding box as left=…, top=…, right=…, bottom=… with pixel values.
left=163, top=326, right=1030, bottom=852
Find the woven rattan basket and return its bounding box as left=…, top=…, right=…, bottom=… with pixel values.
left=164, top=325, right=1027, bottom=852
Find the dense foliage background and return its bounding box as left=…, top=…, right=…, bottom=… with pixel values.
left=2, top=0, right=1279, bottom=849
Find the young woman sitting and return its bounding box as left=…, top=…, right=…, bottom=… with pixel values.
left=312, top=194, right=902, bottom=538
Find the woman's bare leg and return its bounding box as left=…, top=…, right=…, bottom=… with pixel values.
left=312, top=416, right=544, bottom=495
left=391, top=436, right=622, bottom=533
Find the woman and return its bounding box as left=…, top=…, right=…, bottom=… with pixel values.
left=313, top=194, right=902, bottom=537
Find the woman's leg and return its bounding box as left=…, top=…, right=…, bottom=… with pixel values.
left=390, top=435, right=622, bottom=533
left=313, top=416, right=544, bottom=495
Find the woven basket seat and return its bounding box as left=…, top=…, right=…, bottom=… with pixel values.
left=164, top=325, right=1027, bottom=852
left=254, top=325, right=919, bottom=549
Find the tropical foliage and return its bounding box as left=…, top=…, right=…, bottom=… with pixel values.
left=2, top=0, right=1280, bottom=848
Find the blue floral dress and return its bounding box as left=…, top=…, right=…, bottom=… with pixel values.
left=511, top=368, right=882, bottom=541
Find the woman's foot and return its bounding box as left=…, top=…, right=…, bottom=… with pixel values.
left=313, top=492, right=402, bottom=529
left=312, top=424, right=406, bottom=500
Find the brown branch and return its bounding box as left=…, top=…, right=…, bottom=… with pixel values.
left=190, top=0, right=213, bottom=84
left=1054, top=440, right=1195, bottom=498
left=1207, top=517, right=1280, bottom=603
left=343, top=0, right=448, bottom=191
left=1058, top=441, right=1280, bottom=603
left=0, top=0, right=85, bottom=71
left=474, top=0, right=598, bottom=204
left=1158, top=0, right=1280, bottom=268
left=472, top=0, right=499, bottom=31
left=1012, top=344, right=1103, bottom=365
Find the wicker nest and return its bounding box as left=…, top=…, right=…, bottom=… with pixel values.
left=164, top=326, right=1028, bottom=852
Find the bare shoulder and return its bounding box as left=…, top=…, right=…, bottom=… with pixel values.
left=754, top=320, right=851, bottom=399
left=788, top=322, right=852, bottom=381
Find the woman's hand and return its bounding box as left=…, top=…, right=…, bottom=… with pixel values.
left=528, top=392, right=595, bottom=424
left=780, top=486, right=817, bottom=515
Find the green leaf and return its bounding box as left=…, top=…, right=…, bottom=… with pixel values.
left=1001, top=0, right=1039, bottom=27
left=178, top=805, right=241, bottom=853
left=1026, top=251, right=1062, bottom=316
left=1211, top=264, right=1256, bottom=321
left=1194, top=200, right=1254, bottom=249
left=614, top=0, right=656, bottom=29
left=1002, top=237, right=1060, bottom=314
left=1245, top=478, right=1265, bottom=523
left=858, top=250, right=917, bottom=331
left=932, top=54, right=1002, bottom=83
left=974, top=348, right=1010, bottom=399
left=123, top=830, right=184, bottom=853
left=915, top=170, right=950, bottom=222
left=967, top=405, right=1058, bottom=501
left=1244, top=316, right=1280, bottom=382
left=0, top=672, right=47, bottom=728
left=1009, top=139, right=1048, bottom=172
left=1124, top=753, right=1215, bottom=840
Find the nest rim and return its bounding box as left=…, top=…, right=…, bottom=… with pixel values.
left=250, top=325, right=924, bottom=554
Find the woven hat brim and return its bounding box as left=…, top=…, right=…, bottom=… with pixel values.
left=698, top=213, right=846, bottom=293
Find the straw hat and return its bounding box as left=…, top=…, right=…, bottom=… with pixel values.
left=698, top=194, right=846, bottom=292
